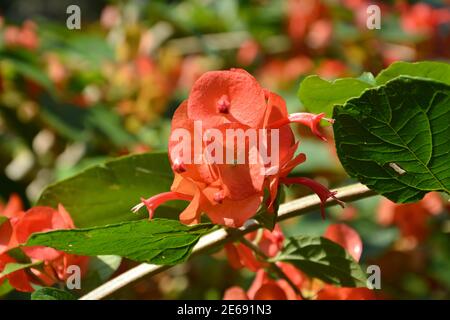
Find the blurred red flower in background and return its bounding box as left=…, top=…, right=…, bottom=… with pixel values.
left=0, top=195, right=88, bottom=292
left=3, top=20, right=39, bottom=51
left=224, top=223, right=375, bottom=300
left=377, top=192, right=444, bottom=243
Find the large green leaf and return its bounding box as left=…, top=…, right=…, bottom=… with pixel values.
left=25, top=219, right=214, bottom=265
left=334, top=76, right=450, bottom=203
left=31, top=287, right=76, bottom=300
left=273, top=235, right=367, bottom=287
left=37, top=152, right=181, bottom=228
left=376, top=61, right=450, bottom=86
left=298, top=75, right=373, bottom=117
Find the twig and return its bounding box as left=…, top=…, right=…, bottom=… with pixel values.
left=79, top=183, right=376, bottom=300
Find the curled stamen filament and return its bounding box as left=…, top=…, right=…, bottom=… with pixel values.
left=131, top=192, right=193, bottom=219
left=280, top=177, right=344, bottom=219
left=270, top=112, right=334, bottom=141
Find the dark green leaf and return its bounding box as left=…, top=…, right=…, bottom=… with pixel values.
left=333, top=76, right=450, bottom=203
left=273, top=235, right=367, bottom=287
left=254, top=187, right=284, bottom=231
left=37, top=152, right=180, bottom=228
left=31, top=287, right=76, bottom=300
left=298, top=75, right=373, bottom=118
left=25, top=219, right=214, bottom=265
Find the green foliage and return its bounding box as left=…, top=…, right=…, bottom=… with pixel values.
left=334, top=76, right=450, bottom=202
left=37, top=152, right=180, bottom=228
left=299, top=61, right=450, bottom=203
left=31, top=287, right=76, bottom=300
left=25, top=219, right=214, bottom=265
left=376, top=61, right=450, bottom=86
left=273, top=235, right=367, bottom=287
left=298, top=75, right=373, bottom=118
left=0, top=261, right=41, bottom=277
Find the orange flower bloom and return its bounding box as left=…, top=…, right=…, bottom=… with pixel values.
left=0, top=196, right=89, bottom=292
left=324, top=223, right=363, bottom=262
left=135, top=69, right=342, bottom=227
left=225, top=225, right=285, bottom=271
left=0, top=194, right=24, bottom=254
left=3, top=20, right=39, bottom=51
left=224, top=223, right=374, bottom=300
left=377, top=192, right=444, bottom=242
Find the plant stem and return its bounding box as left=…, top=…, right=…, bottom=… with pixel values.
left=79, top=183, right=376, bottom=300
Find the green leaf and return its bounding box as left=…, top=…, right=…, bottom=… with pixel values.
left=376, top=61, right=450, bottom=86
left=4, top=57, right=55, bottom=94
left=25, top=219, right=214, bottom=265
left=333, top=76, right=450, bottom=203
left=0, top=280, right=13, bottom=297
left=37, top=152, right=180, bottom=228
left=31, top=287, right=76, bottom=300
left=0, top=261, right=42, bottom=277
left=273, top=235, right=367, bottom=287
left=254, top=187, right=284, bottom=231
left=298, top=75, right=373, bottom=118
left=0, top=216, right=7, bottom=228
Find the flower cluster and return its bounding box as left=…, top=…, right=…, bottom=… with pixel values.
left=0, top=195, right=88, bottom=292
left=223, top=223, right=375, bottom=300
left=134, top=69, right=342, bottom=227
left=377, top=192, right=444, bottom=244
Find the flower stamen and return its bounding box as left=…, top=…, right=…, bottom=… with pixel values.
left=172, top=158, right=187, bottom=173
left=217, top=94, right=231, bottom=114
left=269, top=112, right=334, bottom=141
left=131, top=192, right=193, bottom=219
left=280, top=177, right=344, bottom=219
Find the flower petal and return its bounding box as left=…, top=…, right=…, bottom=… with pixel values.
left=324, top=223, right=363, bottom=262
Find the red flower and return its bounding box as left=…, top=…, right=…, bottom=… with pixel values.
left=237, top=40, right=260, bottom=66
left=186, top=69, right=267, bottom=128
left=0, top=253, right=34, bottom=292
left=3, top=20, right=39, bottom=51
left=324, top=223, right=363, bottom=262
left=14, top=205, right=75, bottom=261
left=224, top=264, right=304, bottom=300
left=315, top=285, right=376, bottom=300
left=0, top=194, right=24, bottom=254
left=225, top=225, right=285, bottom=271
left=223, top=223, right=374, bottom=300
left=316, top=59, right=348, bottom=79
left=377, top=192, right=443, bottom=243
left=0, top=199, right=89, bottom=292
left=400, top=3, right=450, bottom=36
left=135, top=69, right=342, bottom=227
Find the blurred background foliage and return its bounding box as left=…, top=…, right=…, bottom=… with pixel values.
left=0, top=0, right=449, bottom=300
